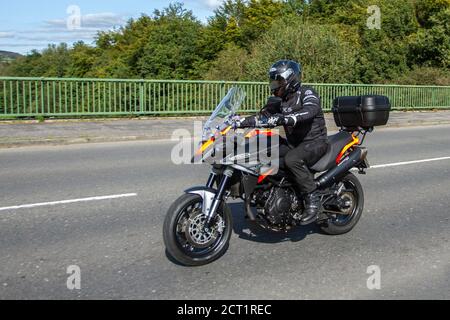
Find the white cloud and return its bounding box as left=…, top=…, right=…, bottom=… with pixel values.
left=45, top=12, right=126, bottom=30
left=15, top=31, right=97, bottom=42
left=0, top=43, right=44, bottom=48
left=1, top=12, right=127, bottom=53
left=0, top=32, right=15, bottom=39
left=203, top=0, right=224, bottom=9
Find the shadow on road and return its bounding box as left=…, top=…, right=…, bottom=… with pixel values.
left=163, top=202, right=321, bottom=267
left=229, top=202, right=320, bottom=244
left=164, top=249, right=188, bottom=267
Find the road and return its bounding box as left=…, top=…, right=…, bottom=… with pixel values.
left=0, top=125, right=449, bottom=300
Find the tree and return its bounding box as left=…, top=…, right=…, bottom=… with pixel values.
left=409, top=2, right=450, bottom=68
left=205, top=44, right=249, bottom=81
left=67, top=42, right=98, bottom=77
left=281, top=0, right=310, bottom=16
left=203, top=0, right=285, bottom=53
left=89, top=16, right=153, bottom=78
left=245, top=16, right=359, bottom=83
left=415, top=0, right=450, bottom=27
left=1, top=0, right=449, bottom=85
left=393, top=66, right=450, bottom=85
left=135, top=3, right=205, bottom=79
left=3, top=45, right=71, bottom=77
left=0, top=60, right=10, bottom=76
left=240, top=0, right=285, bottom=47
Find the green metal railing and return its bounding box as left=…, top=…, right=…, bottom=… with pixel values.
left=1, top=77, right=449, bottom=118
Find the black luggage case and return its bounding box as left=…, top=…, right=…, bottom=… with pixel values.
left=332, top=95, right=391, bottom=130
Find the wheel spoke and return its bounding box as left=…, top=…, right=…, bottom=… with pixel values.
left=174, top=200, right=225, bottom=257
left=323, top=209, right=344, bottom=215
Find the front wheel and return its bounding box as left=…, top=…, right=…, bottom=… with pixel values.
left=320, top=172, right=364, bottom=235
left=163, top=194, right=233, bottom=266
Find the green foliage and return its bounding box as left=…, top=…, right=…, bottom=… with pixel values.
left=355, top=0, right=419, bottom=83
left=67, top=42, right=98, bottom=77
left=199, top=0, right=285, bottom=61
left=245, top=16, right=359, bottom=83
left=135, top=3, right=204, bottom=79
left=1, top=0, right=449, bottom=85
left=0, top=61, right=9, bottom=75
left=393, top=66, right=450, bottom=85
left=91, top=16, right=153, bottom=78
left=207, top=0, right=246, bottom=48
left=240, top=0, right=286, bottom=47
left=205, top=44, right=249, bottom=81
left=4, top=44, right=71, bottom=77
left=415, top=0, right=450, bottom=27
left=409, top=2, right=450, bottom=68
left=306, top=0, right=419, bottom=83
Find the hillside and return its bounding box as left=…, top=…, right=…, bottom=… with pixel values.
left=0, top=50, right=22, bottom=62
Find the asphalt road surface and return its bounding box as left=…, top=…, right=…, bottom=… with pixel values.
left=0, top=125, right=449, bottom=300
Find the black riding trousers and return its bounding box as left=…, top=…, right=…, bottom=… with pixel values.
left=280, top=139, right=329, bottom=194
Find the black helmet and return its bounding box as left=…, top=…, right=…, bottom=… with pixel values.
left=269, top=60, right=302, bottom=99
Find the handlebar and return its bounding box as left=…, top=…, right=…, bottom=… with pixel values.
left=228, top=114, right=276, bottom=129
left=256, top=115, right=276, bottom=128
left=255, top=123, right=273, bottom=129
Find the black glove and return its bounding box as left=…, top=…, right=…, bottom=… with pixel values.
left=234, top=116, right=256, bottom=129
left=266, top=114, right=287, bottom=128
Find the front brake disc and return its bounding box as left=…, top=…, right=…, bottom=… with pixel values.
left=185, top=212, right=223, bottom=249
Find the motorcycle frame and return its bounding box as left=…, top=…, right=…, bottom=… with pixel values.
left=187, top=127, right=371, bottom=229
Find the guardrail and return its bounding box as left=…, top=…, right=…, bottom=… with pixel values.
left=1, top=77, right=449, bottom=117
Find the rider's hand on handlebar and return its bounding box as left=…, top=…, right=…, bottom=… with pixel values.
left=260, top=114, right=287, bottom=128
left=231, top=116, right=254, bottom=130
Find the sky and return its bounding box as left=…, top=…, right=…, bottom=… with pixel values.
left=0, top=0, right=224, bottom=54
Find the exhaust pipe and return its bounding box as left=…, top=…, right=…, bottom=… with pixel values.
left=316, top=148, right=367, bottom=189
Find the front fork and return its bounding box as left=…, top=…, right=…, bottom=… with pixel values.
left=204, top=168, right=233, bottom=228
left=206, top=172, right=216, bottom=189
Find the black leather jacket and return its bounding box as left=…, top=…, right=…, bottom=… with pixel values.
left=259, top=86, right=328, bottom=147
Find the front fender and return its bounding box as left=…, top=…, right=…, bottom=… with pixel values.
left=185, top=187, right=217, bottom=216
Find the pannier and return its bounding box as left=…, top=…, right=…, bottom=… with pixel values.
left=332, top=95, right=391, bottom=130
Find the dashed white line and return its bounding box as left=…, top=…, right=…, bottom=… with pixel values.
left=371, top=156, right=450, bottom=169
left=1, top=156, right=450, bottom=212
left=0, top=193, right=138, bottom=212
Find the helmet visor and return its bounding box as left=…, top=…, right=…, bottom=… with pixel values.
left=270, top=79, right=286, bottom=92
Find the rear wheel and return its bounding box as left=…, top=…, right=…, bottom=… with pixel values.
left=320, top=173, right=364, bottom=235
left=163, top=194, right=233, bottom=266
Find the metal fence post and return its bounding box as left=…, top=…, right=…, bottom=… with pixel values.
left=139, top=80, right=144, bottom=114
left=40, top=77, right=45, bottom=115
left=0, top=77, right=449, bottom=118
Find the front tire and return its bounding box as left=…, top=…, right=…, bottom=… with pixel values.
left=320, top=173, right=364, bottom=235
left=163, top=194, right=233, bottom=266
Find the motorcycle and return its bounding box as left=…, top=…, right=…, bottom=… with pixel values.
left=163, top=87, right=390, bottom=266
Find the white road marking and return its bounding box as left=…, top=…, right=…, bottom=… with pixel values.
left=1, top=157, right=449, bottom=212
left=0, top=193, right=138, bottom=212
left=370, top=156, right=450, bottom=169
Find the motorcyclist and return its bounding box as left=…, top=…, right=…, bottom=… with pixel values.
left=235, top=60, right=329, bottom=225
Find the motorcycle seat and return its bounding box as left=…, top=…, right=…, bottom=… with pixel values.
left=311, top=131, right=354, bottom=172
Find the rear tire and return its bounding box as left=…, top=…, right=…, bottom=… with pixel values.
left=163, top=194, right=233, bottom=266
left=320, top=173, right=364, bottom=235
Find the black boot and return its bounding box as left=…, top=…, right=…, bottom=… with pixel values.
left=301, top=192, right=321, bottom=226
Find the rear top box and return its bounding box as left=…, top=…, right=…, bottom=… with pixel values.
left=332, top=95, right=391, bottom=130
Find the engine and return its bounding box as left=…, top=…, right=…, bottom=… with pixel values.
left=252, top=187, right=301, bottom=230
